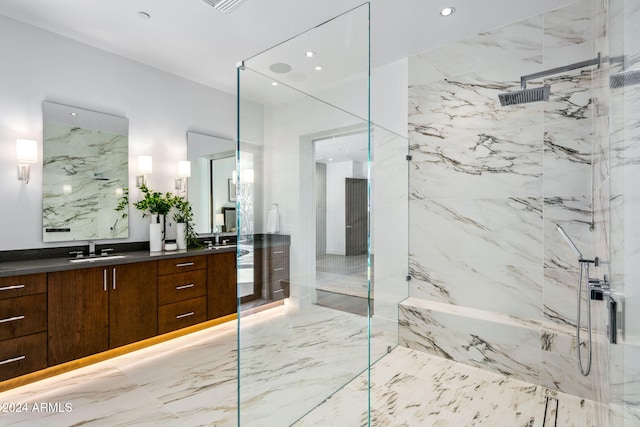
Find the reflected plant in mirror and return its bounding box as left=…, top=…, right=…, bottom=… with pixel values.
left=42, top=101, right=129, bottom=242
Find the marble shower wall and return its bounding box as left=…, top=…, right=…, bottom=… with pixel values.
left=608, top=0, right=640, bottom=424
left=403, top=0, right=608, bottom=404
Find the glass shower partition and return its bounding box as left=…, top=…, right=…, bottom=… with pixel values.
left=236, top=4, right=376, bottom=425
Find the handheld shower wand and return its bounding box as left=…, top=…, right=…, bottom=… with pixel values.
left=555, top=224, right=593, bottom=376
left=556, top=224, right=583, bottom=260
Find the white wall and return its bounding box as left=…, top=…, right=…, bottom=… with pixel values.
left=0, top=16, right=248, bottom=251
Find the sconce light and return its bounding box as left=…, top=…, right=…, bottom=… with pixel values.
left=16, top=139, right=38, bottom=184
left=215, top=213, right=225, bottom=232
left=175, top=160, right=191, bottom=194
left=137, top=155, right=152, bottom=187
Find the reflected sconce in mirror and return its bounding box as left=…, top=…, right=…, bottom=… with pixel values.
left=16, top=139, right=38, bottom=184
left=215, top=213, right=224, bottom=232
left=137, top=155, right=152, bottom=187
left=175, top=160, right=191, bottom=194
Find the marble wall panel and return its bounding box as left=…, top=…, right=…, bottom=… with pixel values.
left=410, top=257, right=542, bottom=320
left=543, top=122, right=592, bottom=198
left=410, top=197, right=542, bottom=267
left=399, top=300, right=540, bottom=384
left=544, top=0, right=595, bottom=49
left=408, top=16, right=543, bottom=86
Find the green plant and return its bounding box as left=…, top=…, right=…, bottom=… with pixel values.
left=133, top=184, right=175, bottom=218
left=172, top=195, right=200, bottom=248
left=115, top=188, right=129, bottom=218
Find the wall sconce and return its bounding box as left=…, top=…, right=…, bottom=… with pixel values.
left=16, top=139, right=38, bottom=184
left=137, top=155, right=152, bottom=187
left=175, top=160, right=191, bottom=194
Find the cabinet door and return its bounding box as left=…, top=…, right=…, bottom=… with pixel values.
left=109, top=261, right=158, bottom=349
left=207, top=251, right=237, bottom=319
left=48, top=268, right=108, bottom=366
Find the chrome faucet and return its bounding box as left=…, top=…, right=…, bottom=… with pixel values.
left=89, top=241, right=96, bottom=256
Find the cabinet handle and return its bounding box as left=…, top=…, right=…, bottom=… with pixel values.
left=103, top=269, right=107, bottom=292
left=0, top=315, right=25, bottom=324
left=176, top=262, right=195, bottom=268
left=273, top=250, right=284, bottom=255
left=176, top=284, right=195, bottom=290
left=112, top=268, right=117, bottom=290
left=0, top=284, right=25, bottom=292
left=176, top=311, right=195, bottom=319
left=0, top=355, right=26, bottom=366
left=273, top=268, right=285, bottom=272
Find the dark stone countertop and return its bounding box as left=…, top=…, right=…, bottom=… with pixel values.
left=0, top=246, right=236, bottom=278
left=0, top=233, right=290, bottom=278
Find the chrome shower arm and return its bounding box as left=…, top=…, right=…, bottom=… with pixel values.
left=520, top=53, right=601, bottom=89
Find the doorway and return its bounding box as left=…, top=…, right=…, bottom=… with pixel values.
left=314, top=131, right=370, bottom=316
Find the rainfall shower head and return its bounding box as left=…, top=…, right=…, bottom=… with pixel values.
left=556, top=224, right=583, bottom=260
left=499, top=54, right=601, bottom=106
left=610, top=69, right=640, bottom=88
left=498, top=85, right=550, bottom=106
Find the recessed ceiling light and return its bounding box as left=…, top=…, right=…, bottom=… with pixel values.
left=305, top=51, right=316, bottom=58
left=70, top=112, right=77, bottom=116
left=440, top=7, right=455, bottom=16
left=271, top=81, right=278, bottom=86
left=137, top=11, right=151, bottom=19
left=314, top=66, right=323, bottom=71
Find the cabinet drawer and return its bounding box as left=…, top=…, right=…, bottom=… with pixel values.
left=0, top=274, right=46, bottom=300
left=0, top=332, right=47, bottom=381
left=266, top=257, right=289, bottom=281
left=0, top=294, right=47, bottom=341
left=269, top=280, right=290, bottom=301
left=158, top=270, right=207, bottom=305
left=158, top=296, right=207, bottom=334
left=157, top=256, right=206, bottom=275
left=267, top=247, right=289, bottom=260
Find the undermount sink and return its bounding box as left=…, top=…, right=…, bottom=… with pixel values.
left=208, top=244, right=237, bottom=250
left=69, top=255, right=127, bottom=263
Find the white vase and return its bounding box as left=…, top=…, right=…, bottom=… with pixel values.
left=149, top=214, right=165, bottom=252
left=176, top=222, right=187, bottom=250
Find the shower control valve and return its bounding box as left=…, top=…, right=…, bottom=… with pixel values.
left=588, top=276, right=610, bottom=300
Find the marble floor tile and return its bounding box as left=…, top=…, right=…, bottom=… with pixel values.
left=0, top=305, right=599, bottom=427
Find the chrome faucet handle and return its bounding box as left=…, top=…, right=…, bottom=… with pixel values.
left=589, top=276, right=611, bottom=299
left=204, top=240, right=213, bottom=249
left=100, top=248, right=114, bottom=256
left=69, top=251, right=84, bottom=258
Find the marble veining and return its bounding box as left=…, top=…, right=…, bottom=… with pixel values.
left=43, top=122, right=128, bottom=242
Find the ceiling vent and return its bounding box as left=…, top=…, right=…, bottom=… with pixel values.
left=202, top=0, right=246, bottom=14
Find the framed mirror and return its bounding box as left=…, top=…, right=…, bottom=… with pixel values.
left=42, top=101, right=129, bottom=242
left=187, top=131, right=236, bottom=234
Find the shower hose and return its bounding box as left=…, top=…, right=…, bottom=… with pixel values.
left=577, top=261, right=592, bottom=376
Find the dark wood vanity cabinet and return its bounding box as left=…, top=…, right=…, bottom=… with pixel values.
left=48, top=261, right=158, bottom=366
left=0, top=249, right=241, bottom=384
left=207, top=251, right=237, bottom=319
left=255, top=246, right=290, bottom=301
left=157, top=256, right=208, bottom=334
left=0, top=274, right=48, bottom=381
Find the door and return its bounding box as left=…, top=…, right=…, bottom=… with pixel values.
left=345, top=177, right=368, bottom=255
left=48, top=267, right=109, bottom=365
left=109, top=261, right=158, bottom=348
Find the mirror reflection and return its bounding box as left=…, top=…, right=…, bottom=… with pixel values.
left=42, top=101, right=129, bottom=242
left=186, top=131, right=236, bottom=235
